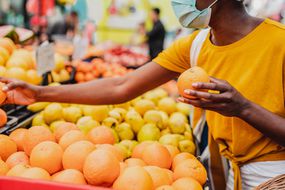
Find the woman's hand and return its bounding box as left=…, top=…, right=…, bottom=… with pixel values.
left=178, top=77, right=251, bottom=117
left=0, top=78, right=40, bottom=105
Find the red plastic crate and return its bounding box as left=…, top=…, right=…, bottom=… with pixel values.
left=0, top=176, right=112, bottom=190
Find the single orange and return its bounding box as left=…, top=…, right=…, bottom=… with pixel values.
left=131, top=141, right=153, bottom=159
left=172, top=152, right=196, bottom=171
left=62, top=140, right=95, bottom=172
left=52, top=169, right=87, bottom=185
left=144, top=166, right=172, bottom=188
left=113, top=166, right=154, bottom=190
left=87, top=126, right=115, bottom=145
left=172, top=177, right=203, bottom=190
left=6, top=151, right=29, bottom=169
left=85, top=72, right=94, bottom=81
left=30, top=141, right=63, bottom=175
left=142, top=143, right=172, bottom=169
left=6, top=164, right=30, bottom=177
left=177, top=66, right=210, bottom=99
left=9, top=128, right=28, bottom=151
left=54, top=122, right=79, bottom=142
left=164, top=145, right=180, bottom=161
left=75, top=72, right=85, bottom=82
left=23, top=126, right=56, bottom=156
left=125, top=158, right=146, bottom=167
left=20, top=167, right=51, bottom=181
left=0, top=135, right=17, bottom=161
left=6, top=164, right=31, bottom=177
left=92, top=69, right=100, bottom=78
left=96, top=144, right=124, bottom=162
left=83, top=149, right=120, bottom=187
left=81, top=64, right=93, bottom=73
left=173, top=159, right=207, bottom=185
left=59, top=130, right=86, bottom=150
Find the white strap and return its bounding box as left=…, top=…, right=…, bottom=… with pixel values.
left=190, top=28, right=210, bottom=67
left=189, top=29, right=210, bottom=156
left=192, top=109, right=206, bottom=142
left=190, top=28, right=210, bottom=141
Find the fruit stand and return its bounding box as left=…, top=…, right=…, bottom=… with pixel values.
left=0, top=32, right=207, bottom=189
left=0, top=1, right=207, bottom=188
left=0, top=32, right=206, bottom=190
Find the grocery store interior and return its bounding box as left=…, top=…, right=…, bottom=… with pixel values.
left=0, top=0, right=285, bottom=190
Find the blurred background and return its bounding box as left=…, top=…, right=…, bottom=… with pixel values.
left=1, top=0, right=284, bottom=46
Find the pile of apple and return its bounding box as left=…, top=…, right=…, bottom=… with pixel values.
left=28, top=86, right=195, bottom=158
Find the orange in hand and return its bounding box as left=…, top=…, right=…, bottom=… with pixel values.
left=177, top=66, right=210, bottom=99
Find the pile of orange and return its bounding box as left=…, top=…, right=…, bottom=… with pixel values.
left=0, top=125, right=206, bottom=190
left=74, top=61, right=99, bottom=83
left=74, top=58, right=131, bottom=83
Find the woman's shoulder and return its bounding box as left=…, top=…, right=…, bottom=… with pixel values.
left=263, top=19, right=285, bottom=36
left=264, top=19, right=285, bottom=30
left=261, top=19, right=285, bottom=46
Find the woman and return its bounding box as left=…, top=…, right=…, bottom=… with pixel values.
left=2, top=1, right=285, bottom=189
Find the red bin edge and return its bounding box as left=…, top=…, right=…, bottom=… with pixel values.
left=0, top=176, right=112, bottom=190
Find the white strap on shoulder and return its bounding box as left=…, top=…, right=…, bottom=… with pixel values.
left=189, top=29, right=210, bottom=148
left=190, top=28, right=210, bottom=67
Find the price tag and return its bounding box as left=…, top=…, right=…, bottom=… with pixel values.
left=72, top=36, right=88, bottom=60
left=36, top=41, right=55, bottom=75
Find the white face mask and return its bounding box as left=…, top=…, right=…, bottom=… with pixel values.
left=171, top=0, right=219, bottom=29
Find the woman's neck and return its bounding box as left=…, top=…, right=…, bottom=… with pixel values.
left=209, top=4, right=264, bottom=46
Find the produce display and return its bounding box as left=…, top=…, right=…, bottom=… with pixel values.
left=0, top=37, right=41, bottom=85
left=0, top=25, right=210, bottom=190
left=0, top=37, right=71, bottom=85
left=0, top=87, right=202, bottom=189
left=2, top=1, right=278, bottom=189
left=28, top=87, right=194, bottom=153
left=0, top=87, right=205, bottom=189
left=74, top=58, right=133, bottom=83
left=0, top=129, right=205, bottom=190
left=104, top=46, right=149, bottom=68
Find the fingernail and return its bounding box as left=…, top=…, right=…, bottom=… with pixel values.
left=2, top=86, right=8, bottom=91
left=184, top=89, right=191, bottom=94
left=177, top=97, right=183, bottom=102
left=192, top=83, right=198, bottom=88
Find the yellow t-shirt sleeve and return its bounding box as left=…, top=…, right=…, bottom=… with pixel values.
left=153, top=32, right=198, bottom=73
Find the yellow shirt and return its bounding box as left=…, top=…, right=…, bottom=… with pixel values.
left=153, top=19, right=285, bottom=189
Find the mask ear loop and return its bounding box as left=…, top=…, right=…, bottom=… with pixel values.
left=209, top=0, right=219, bottom=8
